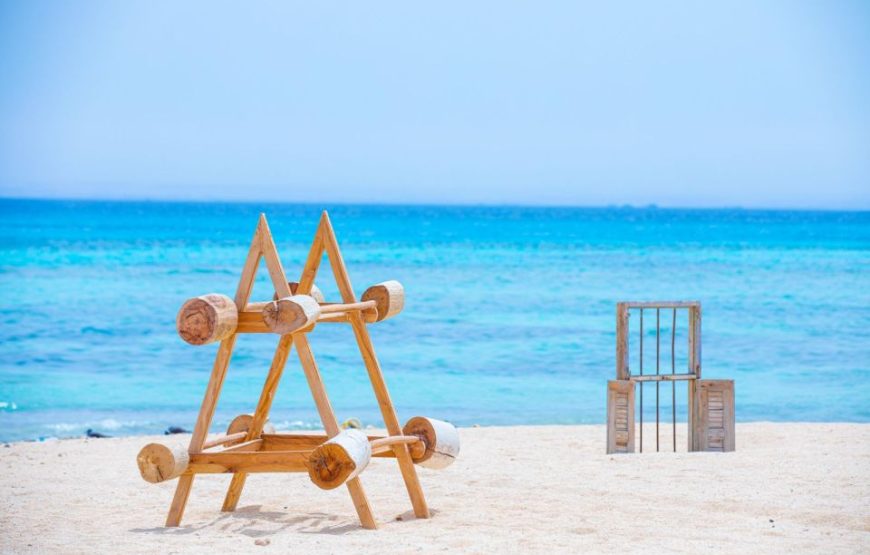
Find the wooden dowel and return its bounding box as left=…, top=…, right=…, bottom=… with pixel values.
left=202, top=432, right=247, bottom=450
left=370, top=435, right=425, bottom=458
left=221, top=439, right=263, bottom=453
left=319, top=300, right=377, bottom=314
left=237, top=303, right=378, bottom=334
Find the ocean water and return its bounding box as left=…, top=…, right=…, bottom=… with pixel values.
left=0, top=199, right=868, bottom=442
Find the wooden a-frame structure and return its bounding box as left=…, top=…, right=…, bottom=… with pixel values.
left=164, top=212, right=430, bottom=529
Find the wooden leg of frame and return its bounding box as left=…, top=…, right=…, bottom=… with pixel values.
left=349, top=317, right=430, bottom=519
left=166, top=474, right=195, bottom=527
left=293, top=334, right=378, bottom=529
left=222, top=336, right=294, bottom=511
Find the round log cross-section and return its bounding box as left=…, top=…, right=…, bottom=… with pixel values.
left=306, top=430, right=372, bottom=490
left=361, top=280, right=404, bottom=322
left=137, top=442, right=190, bottom=483
left=225, top=413, right=276, bottom=446
left=176, top=294, right=238, bottom=345
left=402, top=416, right=460, bottom=469
left=274, top=282, right=326, bottom=304
left=262, top=295, right=322, bottom=335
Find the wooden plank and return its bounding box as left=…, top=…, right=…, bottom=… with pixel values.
left=606, top=380, right=635, bottom=454
left=616, top=303, right=629, bottom=380
left=693, top=380, right=735, bottom=452
left=630, top=373, right=697, bottom=383
left=189, top=451, right=309, bottom=474
left=621, top=301, right=701, bottom=309
left=689, top=304, right=702, bottom=379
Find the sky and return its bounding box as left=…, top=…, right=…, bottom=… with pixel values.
left=0, top=1, right=868, bottom=209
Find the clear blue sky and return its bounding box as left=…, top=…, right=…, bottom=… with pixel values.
left=0, top=1, right=868, bottom=208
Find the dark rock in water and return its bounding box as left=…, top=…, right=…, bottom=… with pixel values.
left=165, top=426, right=190, bottom=435
left=86, top=429, right=111, bottom=438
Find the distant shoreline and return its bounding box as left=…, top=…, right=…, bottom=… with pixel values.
left=2, top=195, right=869, bottom=213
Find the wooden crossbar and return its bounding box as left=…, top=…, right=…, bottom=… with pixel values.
left=630, top=373, right=697, bottom=382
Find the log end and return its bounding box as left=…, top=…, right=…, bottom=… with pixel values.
left=403, top=416, right=460, bottom=469
left=262, top=295, right=322, bottom=335
left=306, top=430, right=371, bottom=490
left=176, top=294, right=238, bottom=345
left=137, top=443, right=189, bottom=483
left=362, top=281, right=404, bottom=322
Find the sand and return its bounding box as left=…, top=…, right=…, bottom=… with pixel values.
left=1, top=423, right=868, bottom=554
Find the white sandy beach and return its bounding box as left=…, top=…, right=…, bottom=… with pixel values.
left=1, top=423, right=868, bottom=554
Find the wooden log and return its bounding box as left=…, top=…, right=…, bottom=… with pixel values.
left=262, top=295, right=322, bottom=335
left=276, top=281, right=326, bottom=304
left=362, top=281, right=404, bottom=322
left=176, top=294, right=238, bottom=345
left=225, top=414, right=276, bottom=446
left=616, top=303, right=629, bottom=380
left=306, top=430, right=372, bottom=490
left=137, top=442, right=190, bottom=483
left=402, top=417, right=460, bottom=469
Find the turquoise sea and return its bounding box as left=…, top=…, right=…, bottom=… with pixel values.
left=0, top=199, right=868, bottom=442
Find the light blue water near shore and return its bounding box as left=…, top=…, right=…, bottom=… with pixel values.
left=0, top=199, right=868, bottom=442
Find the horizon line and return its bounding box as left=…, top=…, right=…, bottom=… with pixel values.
left=1, top=195, right=869, bottom=214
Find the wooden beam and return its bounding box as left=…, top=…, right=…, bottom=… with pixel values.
left=165, top=219, right=265, bottom=527
left=616, top=303, right=629, bottom=380
left=630, top=373, right=697, bottom=383
left=621, top=301, right=701, bottom=309
left=190, top=451, right=309, bottom=474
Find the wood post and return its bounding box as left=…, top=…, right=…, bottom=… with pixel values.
left=616, top=303, right=629, bottom=380
left=606, top=380, right=635, bottom=454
